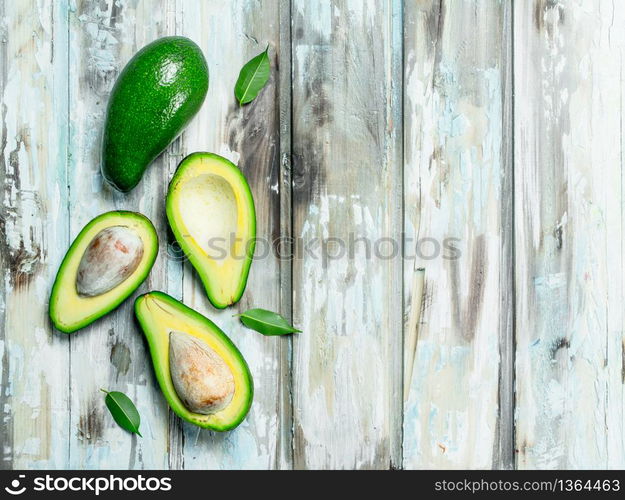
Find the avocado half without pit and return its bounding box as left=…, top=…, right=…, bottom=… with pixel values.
left=49, top=211, right=158, bottom=333
left=135, top=291, right=253, bottom=430
left=166, top=153, right=256, bottom=308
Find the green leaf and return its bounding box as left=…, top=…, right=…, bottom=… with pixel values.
left=234, top=46, right=271, bottom=105
left=101, top=389, right=142, bottom=437
left=237, top=308, right=301, bottom=336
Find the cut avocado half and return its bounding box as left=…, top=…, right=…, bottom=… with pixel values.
left=49, top=211, right=158, bottom=333
left=134, top=291, right=253, bottom=430
left=166, top=152, right=256, bottom=309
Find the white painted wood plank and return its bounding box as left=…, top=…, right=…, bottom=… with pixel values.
left=291, top=0, right=404, bottom=469
left=67, top=0, right=180, bottom=469
left=402, top=0, right=512, bottom=469
left=0, top=0, right=71, bottom=469
left=514, top=0, right=625, bottom=469
left=177, top=0, right=287, bottom=469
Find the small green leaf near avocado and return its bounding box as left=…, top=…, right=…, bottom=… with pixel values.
left=102, top=36, right=209, bottom=192
left=101, top=389, right=142, bottom=437
left=49, top=211, right=159, bottom=334
left=135, top=292, right=254, bottom=431
left=237, top=308, right=301, bottom=336
left=234, top=46, right=270, bottom=105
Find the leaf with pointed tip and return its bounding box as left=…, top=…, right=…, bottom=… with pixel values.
left=101, top=389, right=142, bottom=437
left=235, top=46, right=271, bottom=105
left=237, top=308, right=301, bottom=336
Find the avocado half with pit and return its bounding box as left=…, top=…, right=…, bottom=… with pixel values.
left=135, top=291, right=253, bottom=430
left=49, top=211, right=158, bottom=333
left=166, top=153, right=256, bottom=309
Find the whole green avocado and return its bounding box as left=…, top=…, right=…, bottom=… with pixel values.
left=102, top=36, right=209, bottom=192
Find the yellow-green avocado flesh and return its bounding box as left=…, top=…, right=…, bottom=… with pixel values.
left=49, top=211, right=158, bottom=333
left=166, top=152, right=256, bottom=309
left=134, top=291, right=253, bottom=430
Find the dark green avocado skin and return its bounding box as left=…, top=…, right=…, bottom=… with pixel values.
left=102, top=37, right=209, bottom=192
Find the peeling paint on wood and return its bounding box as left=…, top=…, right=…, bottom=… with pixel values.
left=402, top=0, right=513, bottom=469
left=67, top=0, right=173, bottom=469
left=514, top=0, right=625, bottom=469
left=2, top=0, right=624, bottom=471
left=0, top=0, right=71, bottom=469
left=176, top=0, right=286, bottom=470
left=292, top=0, right=404, bottom=470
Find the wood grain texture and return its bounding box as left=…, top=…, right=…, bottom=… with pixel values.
left=402, top=0, right=513, bottom=469
left=277, top=0, right=294, bottom=471
left=514, top=0, right=625, bottom=469
left=0, top=0, right=288, bottom=471
left=67, top=0, right=178, bottom=468
left=0, top=0, right=71, bottom=469
left=291, top=0, right=404, bottom=469
left=176, top=0, right=287, bottom=469
left=4, top=0, right=625, bottom=471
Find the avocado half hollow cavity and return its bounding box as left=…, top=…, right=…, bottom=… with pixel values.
left=166, top=153, right=256, bottom=309
left=49, top=211, right=158, bottom=333
left=135, top=292, right=253, bottom=430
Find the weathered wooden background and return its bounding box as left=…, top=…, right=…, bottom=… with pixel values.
left=1, top=0, right=624, bottom=470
